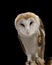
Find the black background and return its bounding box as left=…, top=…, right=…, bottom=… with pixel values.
left=1, top=0, right=52, bottom=65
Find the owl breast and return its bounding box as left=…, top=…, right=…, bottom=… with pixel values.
left=20, top=34, right=38, bottom=56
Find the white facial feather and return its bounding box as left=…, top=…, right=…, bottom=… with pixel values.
left=15, top=17, right=40, bottom=38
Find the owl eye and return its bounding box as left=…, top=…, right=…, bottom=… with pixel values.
left=20, top=23, right=25, bottom=27
left=30, top=21, right=33, bottom=25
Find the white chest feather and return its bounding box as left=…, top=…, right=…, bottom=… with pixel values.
left=20, top=34, right=38, bottom=56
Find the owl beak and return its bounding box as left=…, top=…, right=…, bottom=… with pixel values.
left=26, top=26, right=30, bottom=34
left=27, top=30, right=29, bottom=34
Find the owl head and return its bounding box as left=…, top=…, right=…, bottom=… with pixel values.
left=14, top=12, right=41, bottom=38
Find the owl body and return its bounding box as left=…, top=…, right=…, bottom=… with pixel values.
left=20, top=33, right=39, bottom=61
left=14, top=12, right=45, bottom=64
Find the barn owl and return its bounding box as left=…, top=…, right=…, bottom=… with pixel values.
left=14, top=12, right=45, bottom=65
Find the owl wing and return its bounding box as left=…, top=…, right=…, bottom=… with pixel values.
left=38, top=18, right=45, bottom=59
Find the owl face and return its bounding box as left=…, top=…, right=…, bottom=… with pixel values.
left=15, top=17, right=40, bottom=38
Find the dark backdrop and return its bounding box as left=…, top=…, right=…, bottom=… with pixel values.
left=1, top=0, right=51, bottom=65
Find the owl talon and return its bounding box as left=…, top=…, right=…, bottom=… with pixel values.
left=25, top=62, right=29, bottom=65
left=35, top=57, right=45, bottom=65
left=25, top=61, right=37, bottom=65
